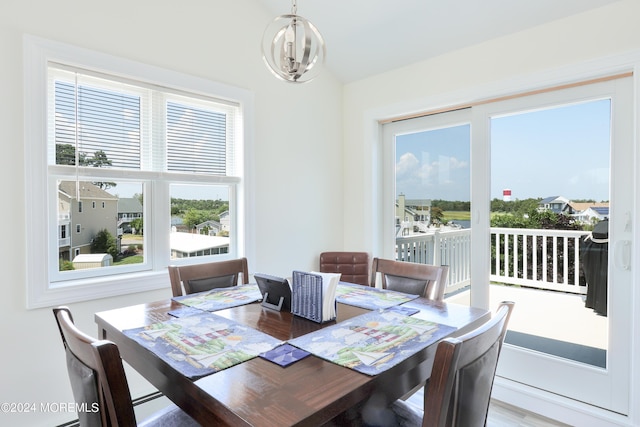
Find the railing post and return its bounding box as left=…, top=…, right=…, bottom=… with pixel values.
left=434, top=229, right=441, bottom=266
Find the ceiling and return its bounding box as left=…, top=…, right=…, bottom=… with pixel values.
left=259, top=0, right=622, bottom=83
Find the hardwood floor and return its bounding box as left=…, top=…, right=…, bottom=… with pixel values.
left=488, top=401, right=570, bottom=427
left=405, top=388, right=570, bottom=427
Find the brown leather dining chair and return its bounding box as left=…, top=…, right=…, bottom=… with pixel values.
left=319, top=251, right=371, bottom=286
left=383, top=301, right=515, bottom=427
left=371, top=258, right=449, bottom=301
left=52, top=306, right=199, bottom=427
left=168, top=257, right=249, bottom=297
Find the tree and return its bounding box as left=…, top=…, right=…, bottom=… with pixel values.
left=430, top=207, right=444, bottom=224
left=55, top=145, right=117, bottom=189
left=91, top=229, right=118, bottom=259
left=88, top=150, right=116, bottom=189
left=59, top=259, right=75, bottom=271
left=56, top=143, right=87, bottom=165
left=130, top=218, right=144, bottom=235
left=183, top=209, right=213, bottom=229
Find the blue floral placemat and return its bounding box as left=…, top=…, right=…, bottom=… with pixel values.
left=124, top=311, right=281, bottom=379
left=172, top=284, right=262, bottom=312
left=288, top=309, right=455, bottom=376
left=335, top=283, right=419, bottom=310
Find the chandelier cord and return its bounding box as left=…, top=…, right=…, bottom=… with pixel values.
left=291, top=0, right=297, bottom=15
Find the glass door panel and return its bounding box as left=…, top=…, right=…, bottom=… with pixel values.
left=383, top=109, right=472, bottom=302
left=490, top=99, right=610, bottom=368
left=486, top=78, right=632, bottom=414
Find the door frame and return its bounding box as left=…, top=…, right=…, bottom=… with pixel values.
left=477, top=77, right=632, bottom=417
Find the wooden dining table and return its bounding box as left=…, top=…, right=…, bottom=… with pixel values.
left=95, top=293, right=489, bottom=426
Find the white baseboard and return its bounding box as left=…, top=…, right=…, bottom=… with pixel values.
left=492, top=377, right=631, bottom=427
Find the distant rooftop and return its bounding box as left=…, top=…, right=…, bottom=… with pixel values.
left=170, top=232, right=229, bottom=252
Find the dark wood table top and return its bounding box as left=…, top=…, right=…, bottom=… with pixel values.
left=95, top=297, right=489, bottom=426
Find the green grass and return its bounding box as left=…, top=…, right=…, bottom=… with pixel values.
left=442, top=211, right=471, bottom=221
left=442, top=211, right=507, bottom=221
left=114, top=255, right=144, bottom=265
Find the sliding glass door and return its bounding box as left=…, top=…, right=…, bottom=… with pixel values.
left=483, top=78, right=632, bottom=414
left=382, top=77, right=633, bottom=413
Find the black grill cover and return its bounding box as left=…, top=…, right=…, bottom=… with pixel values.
left=580, top=219, right=608, bottom=316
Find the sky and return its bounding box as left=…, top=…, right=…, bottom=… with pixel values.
left=395, top=98, right=611, bottom=202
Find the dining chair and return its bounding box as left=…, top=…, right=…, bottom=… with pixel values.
left=52, top=306, right=199, bottom=427
left=370, top=257, right=449, bottom=301
left=385, top=301, right=515, bottom=427
left=319, top=251, right=371, bottom=286
left=168, top=257, right=249, bottom=297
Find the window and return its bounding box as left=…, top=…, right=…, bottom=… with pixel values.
left=24, top=36, right=253, bottom=308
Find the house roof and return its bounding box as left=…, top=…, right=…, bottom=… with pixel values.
left=540, top=196, right=566, bottom=204
left=118, top=197, right=143, bottom=213
left=197, top=220, right=221, bottom=228
left=566, top=202, right=609, bottom=212
left=58, top=181, right=118, bottom=201
left=170, top=232, right=229, bottom=252
left=592, top=207, right=610, bottom=215
left=72, top=253, right=113, bottom=262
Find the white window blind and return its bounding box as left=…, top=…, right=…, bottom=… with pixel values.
left=167, top=101, right=228, bottom=175
left=25, top=36, right=252, bottom=309
left=49, top=65, right=239, bottom=176
left=54, top=79, right=142, bottom=168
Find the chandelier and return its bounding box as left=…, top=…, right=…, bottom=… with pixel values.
left=261, top=0, right=326, bottom=83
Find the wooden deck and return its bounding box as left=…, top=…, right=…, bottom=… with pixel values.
left=446, top=284, right=607, bottom=358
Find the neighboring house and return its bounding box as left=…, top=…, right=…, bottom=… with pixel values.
left=117, top=197, right=143, bottom=232
left=219, top=211, right=230, bottom=233
left=170, top=231, right=230, bottom=258
left=395, top=194, right=431, bottom=236
left=171, top=216, right=190, bottom=233
left=58, top=181, right=119, bottom=261
left=196, top=220, right=222, bottom=236
left=538, top=196, right=570, bottom=214
left=563, top=202, right=610, bottom=224
left=72, top=253, right=113, bottom=269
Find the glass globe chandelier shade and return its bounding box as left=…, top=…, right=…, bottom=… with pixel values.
left=261, top=11, right=326, bottom=83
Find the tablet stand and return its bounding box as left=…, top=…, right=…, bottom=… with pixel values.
left=261, top=292, right=285, bottom=311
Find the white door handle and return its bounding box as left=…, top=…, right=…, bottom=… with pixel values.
left=614, top=240, right=631, bottom=271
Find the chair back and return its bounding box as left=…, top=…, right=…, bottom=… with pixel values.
left=53, top=307, right=137, bottom=427
left=423, top=301, right=515, bottom=427
left=319, top=251, right=371, bottom=286
left=371, top=258, right=448, bottom=300
left=168, top=257, right=249, bottom=296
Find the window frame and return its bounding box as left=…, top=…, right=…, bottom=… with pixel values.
left=24, top=35, right=255, bottom=309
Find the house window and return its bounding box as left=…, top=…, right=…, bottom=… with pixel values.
left=24, top=36, right=253, bottom=308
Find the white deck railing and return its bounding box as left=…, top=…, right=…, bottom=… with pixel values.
left=396, top=227, right=589, bottom=295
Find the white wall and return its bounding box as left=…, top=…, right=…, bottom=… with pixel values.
left=343, top=0, right=640, bottom=251
left=0, top=0, right=342, bottom=425
left=342, top=0, right=640, bottom=425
